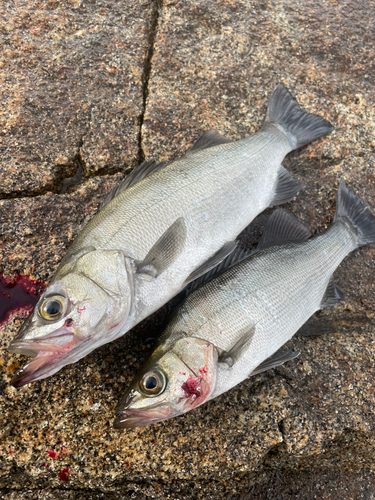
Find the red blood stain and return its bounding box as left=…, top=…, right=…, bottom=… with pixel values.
left=179, top=371, right=186, bottom=376
left=46, top=445, right=69, bottom=461
left=42, top=463, right=49, bottom=468
left=8, top=448, right=16, bottom=454
left=46, top=448, right=57, bottom=460
left=181, top=375, right=202, bottom=401
left=58, top=467, right=70, bottom=482
left=199, top=365, right=208, bottom=376
left=0, top=273, right=45, bottom=326
left=65, top=318, right=73, bottom=327
left=77, top=306, right=86, bottom=313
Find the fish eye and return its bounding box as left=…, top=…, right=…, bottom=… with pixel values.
left=39, top=295, right=66, bottom=321
left=139, top=370, right=167, bottom=397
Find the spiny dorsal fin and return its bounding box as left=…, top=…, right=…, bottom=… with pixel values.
left=186, top=129, right=232, bottom=154
left=184, top=245, right=253, bottom=296
left=184, top=241, right=238, bottom=286
left=138, top=217, right=187, bottom=278
left=257, top=208, right=311, bottom=252
left=100, top=159, right=168, bottom=208
left=250, top=348, right=300, bottom=376
left=270, top=166, right=305, bottom=206
left=321, top=278, right=344, bottom=308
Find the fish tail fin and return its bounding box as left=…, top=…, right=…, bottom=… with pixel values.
left=334, top=179, right=375, bottom=248
left=263, top=84, right=334, bottom=149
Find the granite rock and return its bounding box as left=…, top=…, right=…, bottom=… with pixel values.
left=0, top=0, right=153, bottom=197
left=1, top=0, right=375, bottom=498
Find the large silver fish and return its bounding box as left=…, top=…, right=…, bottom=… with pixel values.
left=115, top=180, right=375, bottom=428
left=9, top=84, right=333, bottom=387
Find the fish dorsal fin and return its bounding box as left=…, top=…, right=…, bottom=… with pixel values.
left=186, top=129, right=232, bottom=154
left=250, top=348, right=300, bottom=377
left=100, top=159, right=168, bottom=208
left=270, top=166, right=305, bottom=206
left=138, top=217, right=187, bottom=278
left=257, top=208, right=311, bottom=251
left=218, top=325, right=257, bottom=369
left=184, top=245, right=253, bottom=296
left=321, top=278, right=344, bottom=308
left=184, top=241, right=238, bottom=285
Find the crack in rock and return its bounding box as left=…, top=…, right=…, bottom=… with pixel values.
left=138, top=0, right=163, bottom=165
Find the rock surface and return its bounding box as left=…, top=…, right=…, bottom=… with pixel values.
left=1, top=0, right=375, bottom=498
left=0, top=0, right=153, bottom=197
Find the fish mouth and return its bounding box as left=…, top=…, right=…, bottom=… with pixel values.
left=113, top=404, right=171, bottom=429
left=9, top=327, right=78, bottom=387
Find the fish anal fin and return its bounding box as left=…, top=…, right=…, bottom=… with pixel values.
left=184, top=241, right=238, bottom=285
left=218, top=325, right=256, bottom=369
left=321, top=278, right=344, bottom=309
left=138, top=217, right=187, bottom=277
left=186, top=129, right=232, bottom=154
left=250, top=348, right=300, bottom=377
left=296, top=314, right=337, bottom=337
left=257, top=208, right=311, bottom=252
left=100, top=159, right=168, bottom=208
left=270, top=166, right=305, bottom=206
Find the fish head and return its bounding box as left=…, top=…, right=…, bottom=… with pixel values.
left=9, top=249, right=134, bottom=387
left=114, top=335, right=218, bottom=429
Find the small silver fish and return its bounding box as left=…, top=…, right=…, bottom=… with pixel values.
left=9, top=85, right=333, bottom=386
left=115, top=180, right=375, bottom=428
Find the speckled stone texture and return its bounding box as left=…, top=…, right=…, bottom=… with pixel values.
left=1, top=0, right=375, bottom=498
left=0, top=0, right=153, bottom=197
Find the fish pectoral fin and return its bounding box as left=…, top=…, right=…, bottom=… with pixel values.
left=256, top=207, right=311, bottom=252
left=321, top=278, right=344, bottom=308
left=183, top=241, right=238, bottom=285
left=218, top=325, right=256, bottom=369
left=186, top=129, right=232, bottom=154
left=296, top=314, right=338, bottom=337
left=100, top=159, right=168, bottom=208
left=249, top=348, right=300, bottom=377
left=270, top=166, right=305, bottom=206
left=184, top=246, right=252, bottom=296
left=138, top=217, right=187, bottom=278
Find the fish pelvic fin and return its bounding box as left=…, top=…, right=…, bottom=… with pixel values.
left=334, top=179, right=375, bottom=249
left=249, top=348, right=300, bottom=377
left=262, top=84, right=334, bottom=149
